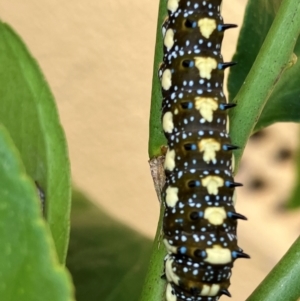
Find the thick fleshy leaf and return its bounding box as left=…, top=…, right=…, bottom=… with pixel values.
left=0, top=124, right=74, bottom=301
left=228, top=0, right=300, bottom=132
left=0, top=21, right=71, bottom=263
left=67, top=190, right=152, bottom=301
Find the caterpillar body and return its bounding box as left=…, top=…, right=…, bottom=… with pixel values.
left=159, top=0, right=249, bottom=300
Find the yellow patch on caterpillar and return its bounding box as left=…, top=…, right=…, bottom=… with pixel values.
left=163, top=239, right=178, bottom=254
left=198, top=138, right=221, bottom=163
left=226, top=114, right=230, bottom=133
left=164, top=149, right=176, bottom=171
left=195, top=97, right=218, bottom=122
left=165, top=255, right=180, bottom=285
left=164, top=28, right=175, bottom=51
left=204, top=207, right=226, bottom=225
left=232, top=189, right=237, bottom=206
left=205, top=245, right=232, bottom=264
left=163, top=112, right=174, bottom=133
left=231, top=153, right=235, bottom=172
left=200, top=284, right=220, bottom=297
left=194, top=57, right=217, bottom=80
left=162, top=69, right=172, bottom=90
left=202, top=176, right=224, bottom=195
left=167, top=0, right=180, bottom=13
left=198, top=18, right=217, bottom=39
left=165, top=186, right=179, bottom=207
left=166, top=283, right=177, bottom=301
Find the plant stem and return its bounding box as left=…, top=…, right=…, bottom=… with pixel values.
left=139, top=204, right=166, bottom=301
left=142, top=1, right=169, bottom=300
left=246, top=236, right=300, bottom=301
left=230, top=0, right=300, bottom=171
left=148, top=0, right=167, bottom=158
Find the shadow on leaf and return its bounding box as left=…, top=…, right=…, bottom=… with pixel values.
left=67, top=189, right=153, bottom=301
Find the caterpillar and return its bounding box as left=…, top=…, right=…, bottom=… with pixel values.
left=159, top=0, right=249, bottom=300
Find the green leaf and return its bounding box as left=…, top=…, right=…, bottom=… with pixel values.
left=0, top=21, right=71, bottom=263
left=67, top=190, right=152, bottom=301
left=0, top=124, right=74, bottom=301
left=228, top=0, right=300, bottom=133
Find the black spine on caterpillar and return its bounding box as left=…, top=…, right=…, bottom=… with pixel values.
left=158, top=1, right=248, bottom=301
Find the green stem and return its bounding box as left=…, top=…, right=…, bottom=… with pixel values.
left=148, top=0, right=167, bottom=158
left=230, top=0, right=300, bottom=171
left=142, top=1, right=169, bottom=301
left=139, top=204, right=166, bottom=301
left=246, top=236, right=300, bottom=301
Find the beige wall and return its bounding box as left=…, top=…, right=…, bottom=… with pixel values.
left=1, top=1, right=299, bottom=300
left=0, top=0, right=247, bottom=238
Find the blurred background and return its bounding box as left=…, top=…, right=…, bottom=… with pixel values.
left=1, top=1, right=300, bottom=300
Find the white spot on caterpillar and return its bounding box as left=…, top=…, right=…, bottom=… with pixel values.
left=163, top=112, right=174, bottom=133
left=174, top=108, right=179, bottom=115
left=198, top=138, right=221, bottom=163
left=227, top=233, right=236, bottom=241
left=164, top=29, right=175, bottom=51
left=164, top=239, right=177, bottom=254
left=165, top=256, right=180, bottom=285
left=198, top=18, right=217, bottom=39
left=202, top=176, right=224, bottom=195
left=167, top=0, right=180, bottom=13
left=165, top=186, right=179, bottom=207
left=204, top=207, right=226, bottom=225
left=162, top=69, right=172, bottom=90
left=200, top=284, right=220, bottom=297
left=166, top=283, right=177, bottom=301
left=164, top=149, right=176, bottom=171
left=205, top=245, right=232, bottom=264
left=195, top=97, right=218, bottom=122
left=194, top=57, right=217, bottom=80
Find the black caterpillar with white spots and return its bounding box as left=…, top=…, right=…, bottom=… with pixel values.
left=159, top=0, right=249, bottom=300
